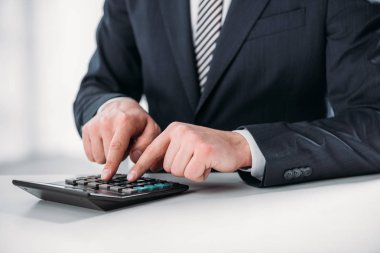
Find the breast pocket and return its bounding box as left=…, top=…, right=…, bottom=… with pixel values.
left=247, top=8, right=306, bottom=40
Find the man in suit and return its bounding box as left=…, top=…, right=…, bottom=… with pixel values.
left=74, top=0, right=380, bottom=187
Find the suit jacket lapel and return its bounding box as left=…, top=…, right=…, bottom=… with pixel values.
left=196, top=0, right=270, bottom=114
left=159, top=0, right=200, bottom=112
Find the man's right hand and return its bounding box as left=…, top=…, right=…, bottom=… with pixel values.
left=81, top=97, right=161, bottom=181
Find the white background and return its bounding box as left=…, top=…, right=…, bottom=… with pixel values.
left=0, top=0, right=104, bottom=164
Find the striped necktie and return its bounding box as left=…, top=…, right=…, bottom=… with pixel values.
left=194, top=0, right=223, bottom=92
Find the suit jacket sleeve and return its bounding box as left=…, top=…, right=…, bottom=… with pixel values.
left=73, top=0, right=142, bottom=135
left=239, top=0, right=380, bottom=187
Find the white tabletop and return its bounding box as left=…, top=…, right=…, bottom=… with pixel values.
left=1, top=172, right=380, bottom=253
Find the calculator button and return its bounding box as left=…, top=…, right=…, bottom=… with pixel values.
left=133, top=186, right=148, bottom=192
left=77, top=180, right=88, bottom=186
left=87, top=182, right=101, bottom=188
left=99, top=184, right=111, bottom=190
left=153, top=183, right=163, bottom=188
left=121, top=188, right=137, bottom=194
left=154, top=183, right=170, bottom=189
left=65, top=178, right=77, bottom=185
left=110, top=186, right=122, bottom=192
left=112, top=175, right=125, bottom=180
left=144, top=185, right=156, bottom=191
left=124, top=184, right=134, bottom=188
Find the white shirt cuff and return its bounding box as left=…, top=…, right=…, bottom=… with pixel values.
left=97, top=97, right=128, bottom=114
left=233, top=129, right=266, bottom=181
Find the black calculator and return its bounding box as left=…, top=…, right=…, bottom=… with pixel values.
left=13, top=174, right=189, bottom=211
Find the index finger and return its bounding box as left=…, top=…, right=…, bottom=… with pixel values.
left=102, top=129, right=132, bottom=180
left=127, top=132, right=170, bottom=181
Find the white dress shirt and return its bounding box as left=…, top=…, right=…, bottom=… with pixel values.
left=97, top=0, right=267, bottom=181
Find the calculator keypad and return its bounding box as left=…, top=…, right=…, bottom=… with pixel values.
left=65, top=174, right=173, bottom=195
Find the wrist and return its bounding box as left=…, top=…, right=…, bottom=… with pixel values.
left=230, top=132, right=252, bottom=169
left=102, top=97, right=140, bottom=113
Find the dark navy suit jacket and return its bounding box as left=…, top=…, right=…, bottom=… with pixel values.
left=74, top=0, right=380, bottom=187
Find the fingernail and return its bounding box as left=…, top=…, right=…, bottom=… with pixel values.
left=131, top=150, right=142, bottom=161
left=101, top=168, right=110, bottom=180
left=127, top=170, right=137, bottom=181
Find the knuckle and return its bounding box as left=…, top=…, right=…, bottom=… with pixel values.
left=171, top=169, right=178, bottom=176
left=172, top=170, right=183, bottom=177
left=162, top=159, right=171, bottom=172
left=99, top=114, right=107, bottom=123
left=163, top=158, right=171, bottom=172
left=116, top=112, right=130, bottom=124
left=187, top=132, right=201, bottom=143
left=82, top=124, right=89, bottom=134
left=83, top=121, right=95, bottom=133
left=88, top=121, right=99, bottom=134
left=86, top=119, right=94, bottom=127
left=168, top=121, right=181, bottom=130
left=163, top=165, right=171, bottom=173
left=169, top=121, right=179, bottom=127
left=171, top=123, right=191, bottom=136
left=184, top=166, right=198, bottom=178
left=95, top=157, right=106, bottom=164
left=199, top=143, right=213, bottom=155
left=100, top=122, right=112, bottom=133
left=99, top=114, right=111, bottom=126
left=177, top=124, right=189, bottom=133
left=110, top=141, right=124, bottom=151
left=184, top=170, right=194, bottom=180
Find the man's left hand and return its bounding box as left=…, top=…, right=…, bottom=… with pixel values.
left=127, top=122, right=252, bottom=182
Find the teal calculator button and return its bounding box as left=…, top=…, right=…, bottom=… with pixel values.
left=144, top=185, right=156, bottom=190
left=133, top=186, right=145, bottom=191
left=154, top=183, right=165, bottom=189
